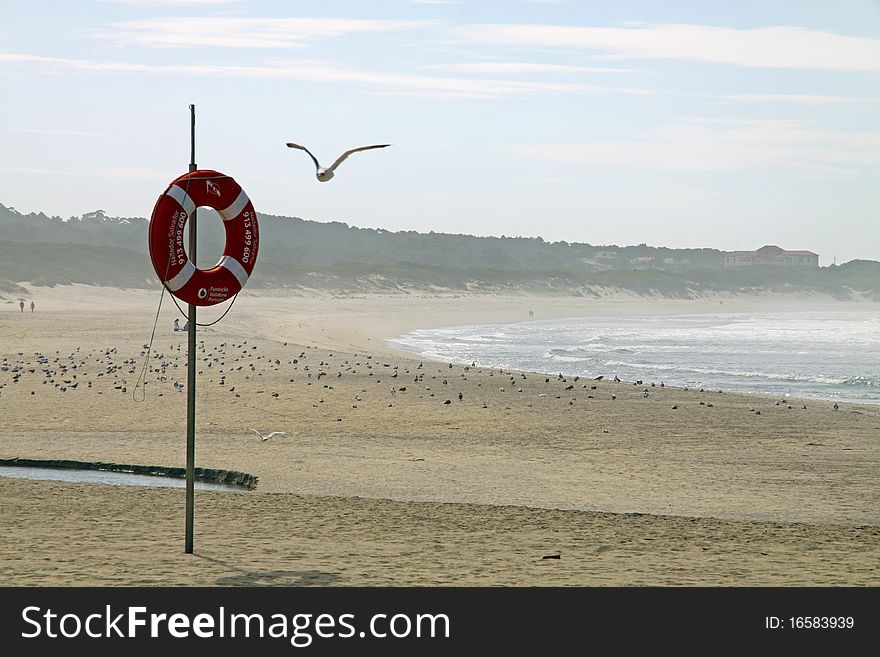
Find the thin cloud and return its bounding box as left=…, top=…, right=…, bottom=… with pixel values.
left=92, top=0, right=241, bottom=5
left=513, top=118, right=880, bottom=172
left=0, top=167, right=84, bottom=177
left=721, top=93, right=880, bottom=106
left=453, top=23, right=880, bottom=71
left=0, top=165, right=169, bottom=181
left=98, top=17, right=441, bottom=49
left=430, top=62, right=643, bottom=74
left=0, top=52, right=654, bottom=99
left=94, top=167, right=172, bottom=181
left=10, top=127, right=114, bottom=138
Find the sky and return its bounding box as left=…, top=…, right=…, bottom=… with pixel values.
left=1, top=0, right=879, bottom=264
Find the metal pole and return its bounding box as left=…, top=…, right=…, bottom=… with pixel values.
left=185, top=104, right=197, bottom=554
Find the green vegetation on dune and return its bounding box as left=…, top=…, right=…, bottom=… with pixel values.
left=0, top=241, right=155, bottom=289
left=1, top=203, right=877, bottom=299
left=0, top=279, right=28, bottom=295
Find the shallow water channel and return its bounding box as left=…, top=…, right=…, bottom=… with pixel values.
left=0, top=465, right=247, bottom=492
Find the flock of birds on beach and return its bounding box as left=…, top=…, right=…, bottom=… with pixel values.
left=0, top=333, right=844, bottom=442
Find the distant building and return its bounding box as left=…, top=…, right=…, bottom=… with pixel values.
left=581, top=250, right=619, bottom=271
left=724, top=245, right=819, bottom=269
left=662, top=257, right=691, bottom=270
left=629, top=256, right=655, bottom=269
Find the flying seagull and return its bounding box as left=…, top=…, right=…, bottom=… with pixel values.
left=285, top=142, right=390, bottom=182
left=249, top=428, right=286, bottom=442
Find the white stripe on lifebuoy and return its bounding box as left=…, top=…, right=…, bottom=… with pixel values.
left=149, top=169, right=258, bottom=307
left=219, top=189, right=250, bottom=222
left=166, top=259, right=196, bottom=291
left=166, top=184, right=196, bottom=217
left=219, top=255, right=249, bottom=288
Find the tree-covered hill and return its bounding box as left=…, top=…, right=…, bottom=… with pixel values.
left=1, top=203, right=877, bottom=300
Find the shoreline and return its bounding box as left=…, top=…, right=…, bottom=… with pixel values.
left=9, top=283, right=875, bottom=405
left=6, top=282, right=876, bottom=356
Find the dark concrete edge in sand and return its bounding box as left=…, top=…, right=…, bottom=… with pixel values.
left=0, top=457, right=258, bottom=490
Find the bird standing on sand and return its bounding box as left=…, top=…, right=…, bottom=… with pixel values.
left=285, top=142, right=390, bottom=182
left=249, top=428, right=287, bottom=442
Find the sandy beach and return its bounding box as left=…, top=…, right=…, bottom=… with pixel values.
left=1, top=285, right=878, bottom=586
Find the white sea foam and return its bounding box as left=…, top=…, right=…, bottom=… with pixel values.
left=389, top=310, right=880, bottom=403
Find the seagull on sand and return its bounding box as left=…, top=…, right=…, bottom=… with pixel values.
left=249, top=428, right=286, bottom=442
left=285, top=142, right=391, bottom=182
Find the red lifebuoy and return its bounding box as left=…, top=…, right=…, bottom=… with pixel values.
left=149, top=170, right=259, bottom=306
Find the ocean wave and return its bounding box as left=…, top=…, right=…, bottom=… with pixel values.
left=843, top=376, right=880, bottom=388
left=545, top=349, right=593, bottom=363
left=390, top=310, right=880, bottom=403
left=602, top=359, right=853, bottom=385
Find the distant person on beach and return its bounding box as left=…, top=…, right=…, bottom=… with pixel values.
left=529, top=310, right=534, bottom=319
left=30, top=301, right=34, bottom=313
left=182, top=320, right=189, bottom=331
left=20, top=300, right=24, bottom=312
left=173, top=318, right=180, bottom=332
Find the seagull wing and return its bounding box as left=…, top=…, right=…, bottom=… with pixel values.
left=327, top=144, right=391, bottom=173
left=286, top=142, right=321, bottom=171
left=249, top=428, right=263, bottom=438
left=267, top=432, right=287, bottom=439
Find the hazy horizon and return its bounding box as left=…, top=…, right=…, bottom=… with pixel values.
left=1, top=1, right=878, bottom=263
left=0, top=200, right=872, bottom=267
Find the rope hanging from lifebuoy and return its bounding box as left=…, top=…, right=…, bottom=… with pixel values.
left=148, top=170, right=259, bottom=306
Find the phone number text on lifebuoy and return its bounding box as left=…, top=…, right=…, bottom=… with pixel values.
left=241, top=211, right=255, bottom=264
left=166, top=210, right=188, bottom=266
